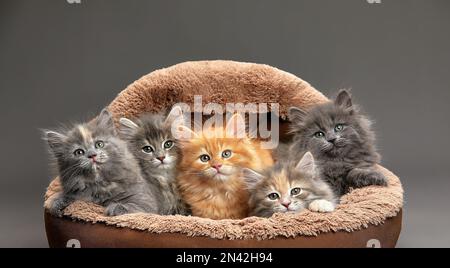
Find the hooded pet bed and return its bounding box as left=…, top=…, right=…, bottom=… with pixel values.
left=44, top=60, right=403, bottom=248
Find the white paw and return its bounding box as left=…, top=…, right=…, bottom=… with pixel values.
left=308, top=199, right=335, bottom=213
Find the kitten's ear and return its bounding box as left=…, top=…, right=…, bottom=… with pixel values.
left=119, top=117, right=139, bottom=130
left=119, top=117, right=139, bottom=138
left=288, top=107, right=307, bottom=123
left=225, top=113, right=246, bottom=138
left=164, top=105, right=183, bottom=126
left=242, top=168, right=264, bottom=190
left=97, top=108, right=115, bottom=130
left=44, top=130, right=67, bottom=152
left=335, top=90, right=353, bottom=109
left=295, top=152, right=316, bottom=176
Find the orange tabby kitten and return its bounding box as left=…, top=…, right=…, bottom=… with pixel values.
left=176, top=114, right=274, bottom=220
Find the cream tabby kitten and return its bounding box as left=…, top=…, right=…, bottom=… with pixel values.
left=242, top=152, right=337, bottom=217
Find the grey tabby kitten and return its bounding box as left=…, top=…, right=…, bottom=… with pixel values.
left=119, top=106, right=189, bottom=215
left=44, top=109, right=159, bottom=217
left=242, top=152, right=336, bottom=217
left=288, top=90, right=387, bottom=197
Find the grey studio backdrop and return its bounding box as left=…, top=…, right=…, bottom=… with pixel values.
left=0, top=0, right=449, bottom=247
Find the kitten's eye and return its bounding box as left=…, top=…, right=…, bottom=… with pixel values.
left=221, top=149, right=232, bottom=158
left=291, top=187, right=302, bottom=196
left=200, top=154, right=210, bottom=162
left=95, top=141, right=104, bottom=149
left=73, top=149, right=85, bottom=156
left=163, top=140, right=174, bottom=149
left=142, top=146, right=154, bottom=154
left=314, top=131, right=325, bottom=138
left=334, top=124, right=344, bottom=132
left=267, top=193, right=279, bottom=200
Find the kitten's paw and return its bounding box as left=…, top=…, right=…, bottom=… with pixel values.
left=349, top=168, right=388, bottom=188
left=366, top=172, right=388, bottom=187
left=308, top=199, right=335, bottom=213
left=356, top=171, right=388, bottom=187
left=105, top=203, right=129, bottom=216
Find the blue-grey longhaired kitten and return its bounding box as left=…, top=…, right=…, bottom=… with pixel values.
left=119, top=106, right=189, bottom=215
left=242, top=152, right=336, bottom=217
left=288, top=90, right=387, bottom=197
left=45, top=109, right=159, bottom=217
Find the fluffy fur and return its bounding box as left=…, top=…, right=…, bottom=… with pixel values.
left=243, top=152, right=336, bottom=217
left=42, top=61, right=403, bottom=243
left=108, top=60, right=328, bottom=121
left=288, top=90, right=387, bottom=196
left=119, top=107, right=189, bottom=215
left=176, top=114, right=274, bottom=220
left=44, top=109, right=159, bottom=217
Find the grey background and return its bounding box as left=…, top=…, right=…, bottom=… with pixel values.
left=0, top=0, right=449, bottom=247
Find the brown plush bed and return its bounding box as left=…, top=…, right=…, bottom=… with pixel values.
left=44, top=60, right=403, bottom=248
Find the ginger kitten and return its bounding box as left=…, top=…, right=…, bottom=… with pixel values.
left=176, top=114, right=274, bottom=220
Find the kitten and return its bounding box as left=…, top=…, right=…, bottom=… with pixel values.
left=119, top=107, right=189, bottom=215
left=45, top=109, right=159, bottom=217
left=288, top=90, right=387, bottom=197
left=176, top=113, right=274, bottom=220
left=242, top=152, right=336, bottom=217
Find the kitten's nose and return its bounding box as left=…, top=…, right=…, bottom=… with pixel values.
left=281, top=201, right=291, bottom=208
left=157, top=156, right=165, bottom=162
left=87, top=152, right=97, bottom=159
left=212, top=164, right=222, bottom=171
left=327, top=137, right=337, bottom=143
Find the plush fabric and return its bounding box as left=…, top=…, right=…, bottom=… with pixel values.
left=107, top=60, right=327, bottom=121
left=44, top=60, right=403, bottom=240
left=45, top=166, right=402, bottom=240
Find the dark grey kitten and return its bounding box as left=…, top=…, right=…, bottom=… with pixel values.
left=288, top=90, right=387, bottom=197
left=45, top=109, right=159, bottom=217
left=119, top=106, right=189, bottom=215
left=242, top=152, right=336, bottom=217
